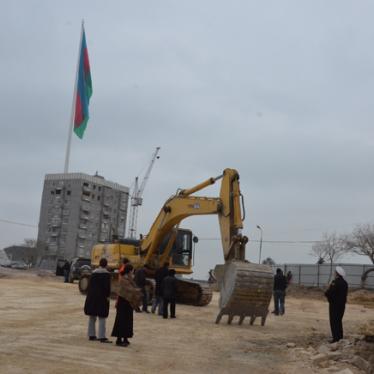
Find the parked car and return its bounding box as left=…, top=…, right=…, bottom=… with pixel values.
left=68, top=257, right=91, bottom=283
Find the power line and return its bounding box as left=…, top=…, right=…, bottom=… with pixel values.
left=0, top=218, right=37, bottom=228
left=198, top=237, right=320, bottom=244
left=0, top=219, right=321, bottom=243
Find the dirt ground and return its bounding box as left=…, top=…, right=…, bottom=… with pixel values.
left=0, top=268, right=373, bottom=374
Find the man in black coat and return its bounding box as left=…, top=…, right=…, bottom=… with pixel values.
left=273, top=268, right=288, bottom=315
left=63, top=260, right=70, bottom=283
left=151, top=262, right=169, bottom=315
left=134, top=265, right=149, bottom=313
left=325, top=266, right=348, bottom=343
left=84, top=258, right=112, bottom=343
left=162, top=269, right=177, bottom=319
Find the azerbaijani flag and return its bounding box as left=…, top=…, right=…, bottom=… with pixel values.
left=73, top=27, right=92, bottom=139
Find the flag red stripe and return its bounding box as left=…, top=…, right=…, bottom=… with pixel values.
left=74, top=94, right=83, bottom=127
left=83, top=48, right=90, bottom=74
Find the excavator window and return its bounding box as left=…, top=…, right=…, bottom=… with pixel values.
left=157, top=229, right=193, bottom=267
left=171, top=229, right=192, bottom=267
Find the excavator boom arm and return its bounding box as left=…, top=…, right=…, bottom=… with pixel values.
left=141, top=168, right=245, bottom=264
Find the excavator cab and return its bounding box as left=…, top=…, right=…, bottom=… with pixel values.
left=158, top=228, right=193, bottom=273
left=171, top=229, right=193, bottom=268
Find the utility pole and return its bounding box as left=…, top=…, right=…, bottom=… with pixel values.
left=256, top=225, right=263, bottom=264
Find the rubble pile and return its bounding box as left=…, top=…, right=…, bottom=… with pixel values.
left=288, top=335, right=374, bottom=373
left=361, top=320, right=374, bottom=342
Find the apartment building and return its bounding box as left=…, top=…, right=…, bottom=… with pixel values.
left=37, top=173, right=129, bottom=267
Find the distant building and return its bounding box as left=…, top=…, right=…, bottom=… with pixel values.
left=37, top=173, right=129, bottom=268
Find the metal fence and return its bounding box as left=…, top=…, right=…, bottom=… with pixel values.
left=275, top=263, right=374, bottom=289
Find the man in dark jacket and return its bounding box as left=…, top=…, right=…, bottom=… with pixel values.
left=325, top=266, right=348, bottom=343
left=152, top=262, right=169, bottom=315
left=63, top=260, right=70, bottom=283
left=84, top=258, right=112, bottom=343
left=162, top=269, right=177, bottom=319
left=134, top=265, right=149, bottom=313
left=273, top=268, right=288, bottom=316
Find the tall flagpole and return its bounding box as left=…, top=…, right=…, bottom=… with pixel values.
left=64, top=20, right=84, bottom=174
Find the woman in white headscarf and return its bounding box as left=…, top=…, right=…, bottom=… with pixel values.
left=324, top=266, right=348, bottom=343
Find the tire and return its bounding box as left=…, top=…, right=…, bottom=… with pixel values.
left=78, top=275, right=90, bottom=294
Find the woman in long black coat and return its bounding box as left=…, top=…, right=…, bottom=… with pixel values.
left=111, top=264, right=141, bottom=347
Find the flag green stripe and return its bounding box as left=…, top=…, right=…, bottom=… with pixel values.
left=74, top=117, right=89, bottom=139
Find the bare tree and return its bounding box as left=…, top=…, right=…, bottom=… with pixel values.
left=311, top=232, right=345, bottom=282
left=343, top=224, right=374, bottom=264
left=311, top=241, right=327, bottom=264
left=22, top=238, right=37, bottom=248
left=262, top=257, right=276, bottom=266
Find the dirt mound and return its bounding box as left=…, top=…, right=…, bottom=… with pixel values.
left=286, top=285, right=325, bottom=299
left=348, top=289, right=374, bottom=309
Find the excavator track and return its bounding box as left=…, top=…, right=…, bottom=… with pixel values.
left=175, top=278, right=213, bottom=306
left=215, top=261, right=273, bottom=326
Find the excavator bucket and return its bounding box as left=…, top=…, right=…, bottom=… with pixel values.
left=215, top=261, right=273, bottom=326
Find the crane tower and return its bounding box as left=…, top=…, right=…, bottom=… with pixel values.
left=127, top=147, right=160, bottom=238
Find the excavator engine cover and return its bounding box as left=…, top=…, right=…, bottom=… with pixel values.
left=216, top=261, right=273, bottom=326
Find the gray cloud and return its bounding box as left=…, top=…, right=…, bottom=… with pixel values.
left=1, top=1, right=374, bottom=277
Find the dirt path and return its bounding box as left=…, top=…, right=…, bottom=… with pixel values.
left=0, top=269, right=372, bottom=374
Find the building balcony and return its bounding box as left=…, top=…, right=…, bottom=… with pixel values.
left=50, top=219, right=61, bottom=227
left=81, top=202, right=91, bottom=211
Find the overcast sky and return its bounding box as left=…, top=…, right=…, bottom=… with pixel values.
left=1, top=1, right=374, bottom=278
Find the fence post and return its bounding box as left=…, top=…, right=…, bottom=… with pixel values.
left=298, top=265, right=301, bottom=285
left=317, top=263, right=320, bottom=288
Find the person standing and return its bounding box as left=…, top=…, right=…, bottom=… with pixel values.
left=162, top=269, right=177, bottom=319
left=324, top=266, right=348, bottom=343
left=63, top=260, right=70, bottom=283
left=134, top=265, right=149, bottom=313
left=111, top=264, right=142, bottom=347
left=84, top=258, right=112, bottom=343
left=152, top=262, right=169, bottom=315
left=273, top=268, right=287, bottom=316
left=286, top=270, right=293, bottom=285
left=118, top=257, right=130, bottom=276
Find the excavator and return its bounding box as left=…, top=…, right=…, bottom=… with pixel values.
left=79, top=168, right=273, bottom=325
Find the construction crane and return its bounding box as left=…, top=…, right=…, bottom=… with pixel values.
left=127, top=147, right=161, bottom=239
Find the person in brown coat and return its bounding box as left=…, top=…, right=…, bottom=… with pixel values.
left=111, top=264, right=142, bottom=347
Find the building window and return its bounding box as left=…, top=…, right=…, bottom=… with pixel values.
left=97, top=196, right=101, bottom=201
left=56, top=189, right=61, bottom=195
left=83, top=182, right=89, bottom=187
left=67, top=190, right=71, bottom=196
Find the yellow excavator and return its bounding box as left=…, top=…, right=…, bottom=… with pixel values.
left=79, top=168, right=273, bottom=325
